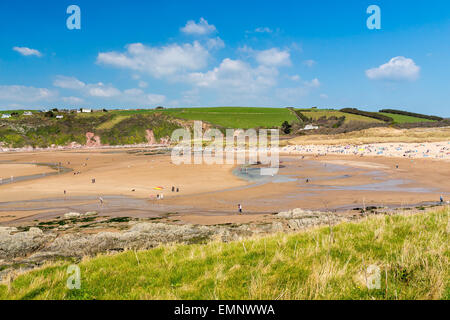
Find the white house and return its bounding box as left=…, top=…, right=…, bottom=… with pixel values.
left=24, top=111, right=33, bottom=116
left=302, top=124, right=319, bottom=131
left=56, top=115, right=64, bottom=119
left=81, top=108, right=92, bottom=113
left=1, top=114, right=11, bottom=119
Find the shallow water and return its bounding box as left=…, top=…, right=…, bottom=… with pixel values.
left=0, top=161, right=73, bottom=185
left=0, top=156, right=447, bottom=224
left=232, top=167, right=297, bottom=183
left=232, top=158, right=437, bottom=194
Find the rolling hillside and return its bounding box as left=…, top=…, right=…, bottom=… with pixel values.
left=164, top=107, right=298, bottom=128
left=1, top=209, right=448, bottom=300
left=0, top=107, right=446, bottom=148
left=296, top=108, right=383, bottom=123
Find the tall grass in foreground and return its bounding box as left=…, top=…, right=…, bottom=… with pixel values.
left=1, top=209, right=448, bottom=300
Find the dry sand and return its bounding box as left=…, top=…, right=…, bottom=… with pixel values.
left=0, top=144, right=449, bottom=225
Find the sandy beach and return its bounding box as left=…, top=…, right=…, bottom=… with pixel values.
left=0, top=141, right=449, bottom=225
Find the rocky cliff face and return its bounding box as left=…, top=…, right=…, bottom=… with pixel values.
left=85, top=132, right=102, bottom=147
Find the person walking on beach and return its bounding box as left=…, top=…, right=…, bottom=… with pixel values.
left=238, top=204, right=242, bottom=214
left=98, top=197, right=104, bottom=206
left=440, top=195, right=444, bottom=203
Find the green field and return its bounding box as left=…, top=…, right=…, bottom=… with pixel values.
left=88, top=107, right=298, bottom=129
left=1, top=209, right=447, bottom=300
left=379, top=112, right=436, bottom=124
left=297, top=109, right=383, bottom=123
left=163, top=107, right=298, bottom=129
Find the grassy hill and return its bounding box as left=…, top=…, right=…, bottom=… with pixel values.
left=0, top=112, right=181, bottom=148
left=378, top=112, right=435, bottom=124
left=163, top=107, right=298, bottom=129
left=0, top=107, right=446, bottom=148
left=1, top=208, right=448, bottom=300
left=296, top=108, right=383, bottom=123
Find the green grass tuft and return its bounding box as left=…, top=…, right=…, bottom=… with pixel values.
left=1, top=208, right=448, bottom=300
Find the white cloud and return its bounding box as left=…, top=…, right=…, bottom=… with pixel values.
left=62, top=96, right=84, bottom=104
left=51, top=76, right=165, bottom=106
left=290, top=75, right=301, bottom=81
left=53, top=76, right=86, bottom=89
left=13, top=46, right=42, bottom=57
left=320, top=93, right=328, bottom=99
left=0, top=85, right=56, bottom=103
left=181, top=18, right=217, bottom=35
left=275, top=78, right=321, bottom=103
left=305, top=78, right=321, bottom=88
left=122, top=88, right=166, bottom=105
left=303, top=59, right=316, bottom=67
left=206, top=37, right=225, bottom=50
left=138, top=81, right=148, bottom=88
left=366, top=56, right=420, bottom=81
left=254, top=27, right=273, bottom=33
left=255, top=48, right=291, bottom=67
left=86, top=83, right=121, bottom=98
left=97, top=42, right=210, bottom=78
left=186, top=58, right=278, bottom=94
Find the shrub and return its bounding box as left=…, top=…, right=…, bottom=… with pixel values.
left=281, top=121, right=292, bottom=134
left=341, top=108, right=393, bottom=122
left=379, top=109, right=443, bottom=121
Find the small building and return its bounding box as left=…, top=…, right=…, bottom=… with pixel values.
left=56, top=115, right=64, bottom=119
left=23, top=111, right=33, bottom=116
left=81, top=108, right=92, bottom=113
left=302, top=124, right=319, bottom=131
left=1, top=114, right=11, bottom=119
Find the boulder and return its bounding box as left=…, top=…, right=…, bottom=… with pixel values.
left=64, top=212, right=81, bottom=219
left=0, top=227, right=55, bottom=260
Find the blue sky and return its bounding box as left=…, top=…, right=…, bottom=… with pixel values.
left=0, top=0, right=449, bottom=116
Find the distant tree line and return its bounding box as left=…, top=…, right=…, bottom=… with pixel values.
left=379, top=109, right=443, bottom=121
left=340, top=108, right=393, bottom=122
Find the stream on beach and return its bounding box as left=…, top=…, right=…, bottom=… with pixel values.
left=0, top=156, right=447, bottom=225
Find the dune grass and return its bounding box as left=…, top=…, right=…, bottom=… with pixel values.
left=288, top=127, right=450, bottom=145
left=1, top=208, right=448, bottom=300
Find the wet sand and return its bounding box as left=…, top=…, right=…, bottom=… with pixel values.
left=0, top=163, right=55, bottom=178
left=0, top=148, right=449, bottom=225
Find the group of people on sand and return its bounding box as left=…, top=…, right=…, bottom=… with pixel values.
left=154, top=186, right=181, bottom=200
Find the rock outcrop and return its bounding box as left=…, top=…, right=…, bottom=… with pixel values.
left=85, top=132, right=101, bottom=147
left=275, top=208, right=348, bottom=230
left=0, top=208, right=353, bottom=281
left=0, top=227, right=56, bottom=260
left=146, top=129, right=156, bottom=145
